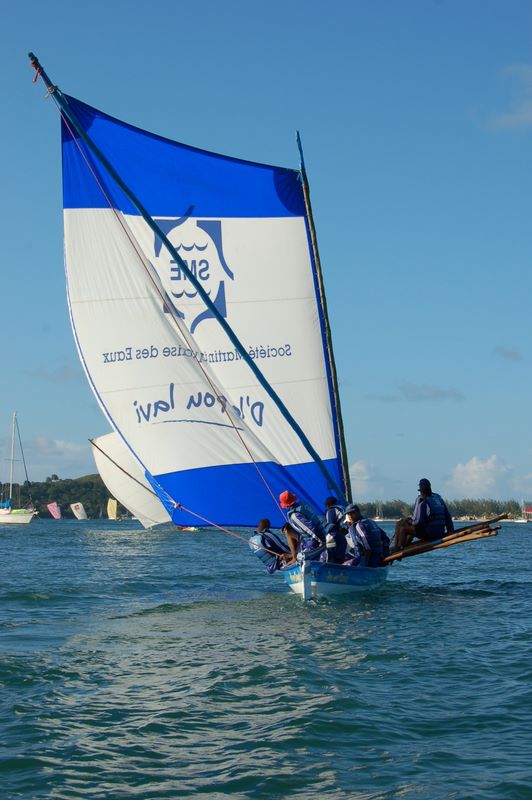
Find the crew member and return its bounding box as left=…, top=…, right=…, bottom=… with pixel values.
left=279, top=490, right=326, bottom=551
left=412, top=478, right=454, bottom=541
left=344, top=503, right=389, bottom=567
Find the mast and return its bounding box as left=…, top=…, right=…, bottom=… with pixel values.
left=296, top=133, right=352, bottom=502
left=29, top=52, right=345, bottom=502
left=8, top=412, right=15, bottom=500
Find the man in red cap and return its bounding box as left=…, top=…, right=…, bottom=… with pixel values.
left=279, top=490, right=326, bottom=552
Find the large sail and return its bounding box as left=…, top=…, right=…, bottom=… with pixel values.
left=91, top=433, right=171, bottom=529
left=70, top=502, right=87, bottom=520
left=61, top=96, right=345, bottom=526
left=47, top=502, right=62, bottom=520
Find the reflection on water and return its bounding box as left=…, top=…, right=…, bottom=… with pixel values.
left=0, top=520, right=531, bottom=798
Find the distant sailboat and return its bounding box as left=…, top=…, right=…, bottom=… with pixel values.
left=70, top=502, right=88, bottom=520
left=91, top=433, right=171, bottom=529
left=47, top=501, right=62, bottom=520
left=0, top=412, right=36, bottom=526
left=106, top=497, right=120, bottom=521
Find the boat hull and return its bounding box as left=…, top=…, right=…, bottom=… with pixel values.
left=282, top=560, right=388, bottom=600
left=0, top=509, right=36, bottom=525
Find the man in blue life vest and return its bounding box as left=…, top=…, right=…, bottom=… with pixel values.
left=322, top=496, right=348, bottom=563
left=256, top=517, right=292, bottom=572
left=279, top=490, right=326, bottom=551
left=324, top=496, right=345, bottom=529
left=412, top=478, right=454, bottom=541
left=344, top=503, right=390, bottom=567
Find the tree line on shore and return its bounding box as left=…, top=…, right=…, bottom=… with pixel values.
left=2, top=475, right=126, bottom=519
left=0, top=474, right=526, bottom=521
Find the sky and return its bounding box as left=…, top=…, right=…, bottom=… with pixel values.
left=1, top=0, right=531, bottom=501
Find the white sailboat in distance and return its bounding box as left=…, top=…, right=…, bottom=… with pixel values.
left=0, top=412, right=36, bottom=525
left=70, top=502, right=88, bottom=520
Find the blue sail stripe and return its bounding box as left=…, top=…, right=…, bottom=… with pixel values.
left=147, top=459, right=343, bottom=528
left=62, top=95, right=305, bottom=218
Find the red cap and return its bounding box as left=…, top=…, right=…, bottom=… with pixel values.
left=279, top=490, right=297, bottom=508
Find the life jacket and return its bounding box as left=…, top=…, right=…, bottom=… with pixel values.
left=355, top=518, right=390, bottom=567
left=424, top=493, right=447, bottom=535
left=249, top=529, right=289, bottom=574
left=325, top=504, right=345, bottom=529
left=288, top=502, right=326, bottom=543
left=322, top=524, right=348, bottom=563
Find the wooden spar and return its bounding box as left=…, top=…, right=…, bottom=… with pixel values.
left=296, top=132, right=352, bottom=503
left=431, top=530, right=498, bottom=551
left=452, top=513, right=508, bottom=535
left=384, top=525, right=502, bottom=564
left=386, top=530, right=499, bottom=562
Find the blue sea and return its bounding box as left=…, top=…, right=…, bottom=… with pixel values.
left=1, top=519, right=531, bottom=799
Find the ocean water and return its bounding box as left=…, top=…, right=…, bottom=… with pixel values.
left=1, top=519, right=531, bottom=800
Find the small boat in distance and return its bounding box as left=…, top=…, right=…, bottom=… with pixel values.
left=107, top=497, right=121, bottom=521
left=0, top=412, right=36, bottom=526
left=70, top=502, right=88, bottom=520
left=47, top=501, right=62, bottom=520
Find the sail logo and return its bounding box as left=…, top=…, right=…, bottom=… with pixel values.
left=153, top=215, right=234, bottom=334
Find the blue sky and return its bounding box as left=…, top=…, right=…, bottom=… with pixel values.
left=1, top=0, right=531, bottom=501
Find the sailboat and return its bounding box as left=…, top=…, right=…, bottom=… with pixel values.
left=0, top=412, right=36, bottom=525
left=107, top=497, right=120, bottom=521
left=70, top=502, right=88, bottom=520
left=91, top=433, right=171, bottom=529
left=30, top=53, right=388, bottom=598
left=47, top=501, right=62, bottom=520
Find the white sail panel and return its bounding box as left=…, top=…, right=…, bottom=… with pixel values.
left=91, top=433, right=170, bottom=529
left=61, top=96, right=345, bottom=526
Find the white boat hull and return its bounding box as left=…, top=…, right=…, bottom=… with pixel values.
left=282, top=559, right=389, bottom=600
left=0, top=509, right=36, bottom=525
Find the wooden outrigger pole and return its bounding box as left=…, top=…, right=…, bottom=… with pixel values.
left=384, top=514, right=507, bottom=564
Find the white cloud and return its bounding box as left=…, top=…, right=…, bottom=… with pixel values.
left=399, top=383, right=465, bottom=402
left=33, top=436, right=85, bottom=456
left=26, top=437, right=93, bottom=481
left=445, top=455, right=510, bottom=497
left=349, top=460, right=393, bottom=501
left=26, top=364, right=83, bottom=385
left=368, top=383, right=465, bottom=403
left=489, top=64, right=532, bottom=130
left=493, top=345, right=523, bottom=362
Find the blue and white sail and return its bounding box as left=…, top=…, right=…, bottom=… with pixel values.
left=61, top=96, right=346, bottom=526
